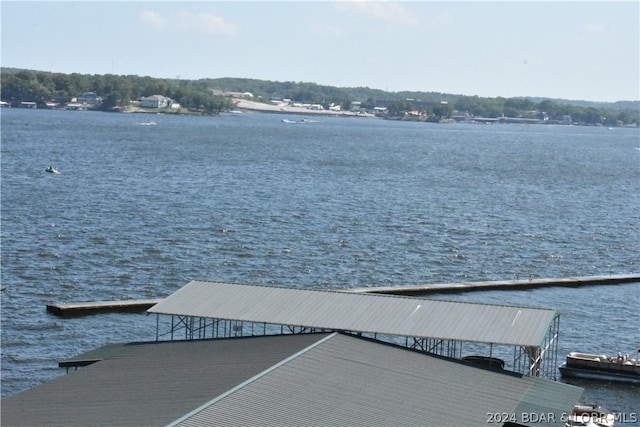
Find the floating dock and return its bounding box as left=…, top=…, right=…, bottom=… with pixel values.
left=46, top=275, right=639, bottom=317
left=46, top=299, right=162, bottom=317
left=350, top=274, right=640, bottom=296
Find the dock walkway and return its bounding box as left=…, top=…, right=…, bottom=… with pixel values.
left=47, top=299, right=161, bottom=317
left=46, top=275, right=639, bottom=317
left=350, top=274, right=640, bottom=296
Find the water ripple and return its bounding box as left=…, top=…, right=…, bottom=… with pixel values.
left=1, top=110, right=639, bottom=414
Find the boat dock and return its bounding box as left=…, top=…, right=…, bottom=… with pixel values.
left=350, top=274, right=640, bottom=296
left=45, top=275, right=639, bottom=317
left=46, top=299, right=162, bottom=317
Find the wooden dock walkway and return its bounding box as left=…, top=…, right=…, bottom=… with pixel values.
left=350, top=274, right=640, bottom=296
left=47, top=299, right=162, bottom=317
left=46, top=275, right=639, bottom=317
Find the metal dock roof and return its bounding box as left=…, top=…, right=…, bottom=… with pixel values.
left=1, top=334, right=328, bottom=427
left=171, top=333, right=581, bottom=427
left=149, top=281, right=558, bottom=347
left=2, top=333, right=582, bottom=427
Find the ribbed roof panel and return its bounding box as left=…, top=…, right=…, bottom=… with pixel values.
left=1, top=334, right=329, bottom=427
left=172, top=333, right=581, bottom=427
left=149, top=281, right=557, bottom=347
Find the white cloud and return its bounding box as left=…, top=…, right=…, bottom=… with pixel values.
left=336, top=0, right=420, bottom=27
left=139, top=10, right=236, bottom=36
left=176, top=11, right=238, bottom=36
left=140, top=11, right=166, bottom=29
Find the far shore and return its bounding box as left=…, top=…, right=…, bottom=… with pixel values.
left=232, top=98, right=376, bottom=118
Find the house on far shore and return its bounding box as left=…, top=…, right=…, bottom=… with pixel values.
left=77, top=92, right=99, bottom=106
left=140, top=95, right=171, bottom=108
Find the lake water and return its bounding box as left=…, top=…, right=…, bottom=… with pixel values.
left=1, top=108, right=639, bottom=419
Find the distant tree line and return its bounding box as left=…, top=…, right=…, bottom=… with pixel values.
left=0, top=69, right=234, bottom=114
left=1, top=68, right=638, bottom=126
left=202, top=77, right=640, bottom=126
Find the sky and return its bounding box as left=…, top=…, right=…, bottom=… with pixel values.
left=2, top=1, right=639, bottom=102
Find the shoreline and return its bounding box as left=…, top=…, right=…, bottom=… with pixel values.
left=232, top=98, right=376, bottom=118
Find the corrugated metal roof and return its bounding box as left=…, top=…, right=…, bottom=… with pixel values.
left=149, top=281, right=557, bottom=347
left=1, top=334, right=328, bottom=427
left=171, top=333, right=582, bottom=427
left=2, top=333, right=581, bottom=427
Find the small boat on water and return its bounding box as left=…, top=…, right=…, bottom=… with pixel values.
left=559, top=351, right=640, bottom=383
left=281, top=119, right=296, bottom=124
left=45, top=165, right=61, bottom=174
left=565, top=402, right=615, bottom=427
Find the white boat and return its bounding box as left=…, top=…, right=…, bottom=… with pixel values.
left=45, top=166, right=61, bottom=174
left=559, top=351, right=640, bottom=383
left=140, top=120, right=157, bottom=126
left=565, top=402, right=615, bottom=427
left=281, top=119, right=296, bottom=124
